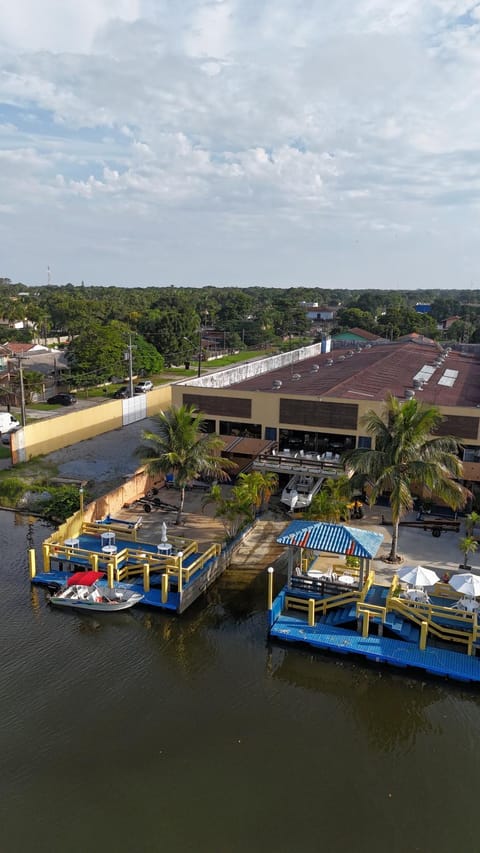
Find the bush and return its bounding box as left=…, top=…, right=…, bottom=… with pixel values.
left=37, top=485, right=82, bottom=523
left=0, top=478, right=27, bottom=506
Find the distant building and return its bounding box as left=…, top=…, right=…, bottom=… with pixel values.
left=439, top=316, right=461, bottom=331
left=397, top=332, right=436, bottom=345
left=332, top=327, right=383, bottom=344
left=415, top=303, right=432, bottom=314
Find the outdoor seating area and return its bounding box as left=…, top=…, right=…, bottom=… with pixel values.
left=30, top=516, right=222, bottom=612
left=268, top=521, right=480, bottom=683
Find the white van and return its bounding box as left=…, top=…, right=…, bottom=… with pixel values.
left=0, top=413, right=21, bottom=434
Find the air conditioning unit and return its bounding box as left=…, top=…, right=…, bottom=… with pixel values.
left=272, top=380, right=282, bottom=390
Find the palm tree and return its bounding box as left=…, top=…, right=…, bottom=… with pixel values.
left=235, top=471, right=279, bottom=516
left=459, top=536, right=478, bottom=570
left=343, top=393, right=468, bottom=562
left=304, top=476, right=352, bottom=523
left=202, top=471, right=279, bottom=539
left=138, top=405, right=236, bottom=524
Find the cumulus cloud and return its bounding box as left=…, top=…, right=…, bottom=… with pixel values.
left=0, top=0, right=479, bottom=286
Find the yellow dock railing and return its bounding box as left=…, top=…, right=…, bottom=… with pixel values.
left=387, top=575, right=477, bottom=654
left=284, top=570, right=375, bottom=621
left=41, top=534, right=220, bottom=589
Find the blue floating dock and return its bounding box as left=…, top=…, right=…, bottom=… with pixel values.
left=32, top=528, right=219, bottom=613
left=270, top=585, right=480, bottom=684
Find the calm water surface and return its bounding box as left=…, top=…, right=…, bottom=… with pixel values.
left=1, top=510, right=479, bottom=853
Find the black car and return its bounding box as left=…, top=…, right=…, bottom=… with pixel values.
left=113, top=386, right=130, bottom=399
left=47, top=393, right=77, bottom=406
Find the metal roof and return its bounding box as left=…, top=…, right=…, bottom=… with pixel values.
left=277, top=521, right=383, bottom=558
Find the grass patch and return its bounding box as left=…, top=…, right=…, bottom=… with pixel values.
left=0, top=477, right=28, bottom=505
left=0, top=446, right=11, bottom=459
left=28, top=402, right=58, bottom=411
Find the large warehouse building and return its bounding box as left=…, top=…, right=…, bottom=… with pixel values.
left=172, top=339, right=480, bottom=484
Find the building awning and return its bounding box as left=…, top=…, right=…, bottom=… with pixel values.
left=220, top=436, right=276, bottom=456
left=277, top=521, right=383, bottom=558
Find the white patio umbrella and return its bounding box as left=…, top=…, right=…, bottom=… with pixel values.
left=449, top=573, right=480, bottom=599
left=161, top=521, right=168, bottom=543
left=397, top=565, right=440, bottom=588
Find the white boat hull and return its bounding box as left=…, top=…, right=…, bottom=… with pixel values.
left=49, top=584, right=143, bottom=612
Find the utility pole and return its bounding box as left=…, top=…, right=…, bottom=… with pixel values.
left=125, top=334, right=134, bottom=396
left=197, top=326, right=202, bottom=378
left=17, top=357, right=27, bottom=427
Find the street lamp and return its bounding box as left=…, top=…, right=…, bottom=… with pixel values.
left=197, top=326, right=202, bottom=378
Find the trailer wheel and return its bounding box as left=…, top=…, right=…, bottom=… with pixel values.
left=432, top=527, right=441, bottom=537
left=143, top=503, right=152, bottom=513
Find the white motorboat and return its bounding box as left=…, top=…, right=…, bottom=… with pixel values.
left=281, top=474, right=324, bottom=509
left=49, top=571, right=143, bottom=612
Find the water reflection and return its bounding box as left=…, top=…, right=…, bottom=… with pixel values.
left=268, top=645, right=444, bottom=753
left=29, top=586, right=42, bottom=617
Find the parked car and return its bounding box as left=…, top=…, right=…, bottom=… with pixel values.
left=113, top=386, right=130, bottom=399
left=47, top=393, right=77, bottom=406
left=134, top=380, right=153, bottom=393
left=0, top=413, right=20, bottom=433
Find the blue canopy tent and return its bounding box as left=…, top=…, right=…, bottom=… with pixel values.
left=277, top=521, right=383, bottom=585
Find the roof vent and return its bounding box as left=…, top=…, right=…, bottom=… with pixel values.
left=364, top=343, right=372, bottom=349
left=413, top=378, right=423, bottom=390
left=347, top=350, right=354, bottom=357
left=292, top=373, right=301, bottom=381
left=311, top=364, right=320, bottom=372
left=272, top=380, right=282, bottom=390
left=338, top=355, right=346, bottom=361
left=326, top=358, right=334, bottom=366
left=405, top=389, right=415, bottom=399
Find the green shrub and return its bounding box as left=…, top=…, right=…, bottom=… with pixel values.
left=38, top=486, right=82, bottom=523
left=0, top=478, right=27, bottom=506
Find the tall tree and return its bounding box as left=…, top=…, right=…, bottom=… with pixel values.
left=138, top=405, right=236, bottom=524
left=343, top=394, right=467, bottom=561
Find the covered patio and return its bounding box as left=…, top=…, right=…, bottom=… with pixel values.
left=277, top=520, right=384, bottom=590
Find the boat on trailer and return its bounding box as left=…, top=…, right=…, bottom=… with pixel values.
left=281, top=474, right=324, bottom=510
left=48, top=571, right=143, bottom=612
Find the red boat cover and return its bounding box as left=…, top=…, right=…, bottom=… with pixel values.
left=67, top=571, right=105, bottom=587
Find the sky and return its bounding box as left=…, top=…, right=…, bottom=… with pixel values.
left=1, top=0, right=480, bottom=289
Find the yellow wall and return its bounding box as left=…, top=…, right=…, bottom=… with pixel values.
left=12, top=385, right=173, bottom=463
left=173, top=385, right=480, bottom=450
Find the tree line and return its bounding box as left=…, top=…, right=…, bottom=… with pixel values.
left=1, top=279, right=480, bottom=383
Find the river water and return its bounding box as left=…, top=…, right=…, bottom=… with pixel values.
left=1, top=509, right=480, bottom=853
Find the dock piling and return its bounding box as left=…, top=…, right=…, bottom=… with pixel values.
left=143, top=563, right=150, bottom=593
left=308, top=598, right=315, bottom=627
left=362, top=611, right=370, bottom=638
left=28, top=548, right=36, bottom=579
left=107, top=562, right=114, bottom=589
left=161, top=572, right=169, bottom=603
left=267, top=566, right=274, bottom=610
left=420, top=620, right=428, bottom=651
